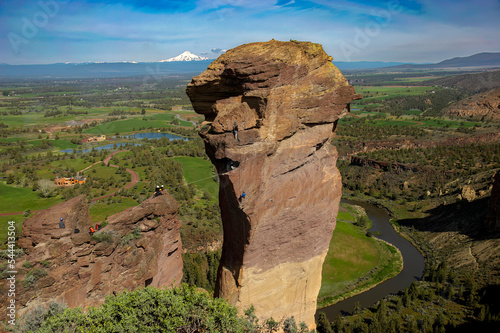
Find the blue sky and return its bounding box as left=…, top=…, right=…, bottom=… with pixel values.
left=1, top=0, right=499, bottom=64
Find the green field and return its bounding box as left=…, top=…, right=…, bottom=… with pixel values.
left=89, top=197, right=140, bottom=223
left=0, top=182, right=62, bottom=215
left=0, top=215, right=23, bottom=248
left=353, top=86, right=432, bottom=101
left=173, top=156, right=218, bottom=201
left=49, top=158, right=93, bottom=173
left=318, top=203, right=402, bottom=308
left=319, top=220, right=381, bottom=299
left=28, top=139, right=79, bottom=150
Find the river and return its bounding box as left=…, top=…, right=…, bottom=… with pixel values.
left=316, top=199, right=425, bottom=320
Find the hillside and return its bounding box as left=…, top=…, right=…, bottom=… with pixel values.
left=426, top=70, right=500, bottom=93
left=374, top=53, right=500, bottom=72
left=435, top=52, right=500, bottom=68
left=443, top=87, right=500, bottom=120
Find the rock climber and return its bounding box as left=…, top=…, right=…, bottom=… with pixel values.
left=241, top=191, right=246, bottom=200
left=233, top=122, right=239, bottom=141
left=59, top=218, right=65, bottom=229
left=153, top=185, right=161, bottom=197
left=89, top=226, right=95, bottom=235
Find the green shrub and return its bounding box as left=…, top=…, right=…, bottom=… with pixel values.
left=23, top=268, right=48, bottom=289
left=119, top=227, right=142, bottom=245
left=36, top=285, right=245, bottom=333
left=91, top=230, right=115, bottom=243
left=22, top=274, right=35, bottom=289
left=0, top=249, right=24, bottom=260
left=40, top=260, right=51, bottom=268
left=17, top=301, right=67, bottom=333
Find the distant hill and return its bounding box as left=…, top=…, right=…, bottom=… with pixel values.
left=435, top=52, right=500, bottom=68
left=425, top=70, right=500, bottom=93
left=386, top=52, right=500, bottom=71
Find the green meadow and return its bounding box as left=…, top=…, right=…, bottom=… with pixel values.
left=173, top=156, right=218, bottom=201
left=0, top=182, right=62, bottom=215
left=353, top=85, right=432, bottom=101
left=319, top=220, right=380, bottom=299
left=318, top=204, right=402, bottom=308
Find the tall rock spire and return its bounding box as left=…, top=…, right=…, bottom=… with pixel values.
left=187, top=39, right=361, bottom=329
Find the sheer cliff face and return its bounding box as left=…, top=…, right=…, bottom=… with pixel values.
left=7, top=194, right=182, bottom=315
left=187, top=40, right=361, bottom=328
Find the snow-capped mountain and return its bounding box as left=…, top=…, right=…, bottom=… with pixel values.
left=159, top=51, right=209, bottom=62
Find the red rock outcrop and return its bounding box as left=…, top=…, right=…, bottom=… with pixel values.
left=2, top=193, right=182, bottom=317
left=186, top=40, right=360, bottom=328
left=485, top=172, right=500, bottom=231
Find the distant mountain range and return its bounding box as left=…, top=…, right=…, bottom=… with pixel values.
left=1, top=52, right=499, bottom=79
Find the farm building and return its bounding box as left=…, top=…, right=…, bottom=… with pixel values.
left=54, top=176, right=86, bottom=186
left=86, top=135, right=106, bottom=142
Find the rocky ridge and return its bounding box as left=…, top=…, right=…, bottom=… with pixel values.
left=2, top=193, right=182, bottom=317
left=186, top=40, right=360, bottom=328
left=443, top=87, right=500, bottom=120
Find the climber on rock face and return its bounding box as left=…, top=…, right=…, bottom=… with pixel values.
left=233, top=122, right=239, bottom=141
left=59, top=218, right=65, bottom=229
left=240, top=191, right=246, bottom=200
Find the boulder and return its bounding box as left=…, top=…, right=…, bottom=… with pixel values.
left=187, top=39, right=360, bottom=329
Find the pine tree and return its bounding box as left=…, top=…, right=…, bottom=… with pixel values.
left=316, top=312, right=332, bottom=333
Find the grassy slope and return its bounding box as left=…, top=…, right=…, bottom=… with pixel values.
left=0, top=182, right=62, bottom=214
left=0, top=182, right=63, bottom=245
left=173, top=156, right=218, bottom=201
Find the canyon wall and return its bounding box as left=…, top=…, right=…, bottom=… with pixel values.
left=485, top=172, right=500, bottom=232
left=186, top=40, right=360, bottom=328
left=2, top=193, right=182, bottom=317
